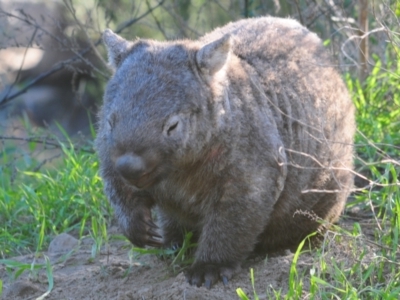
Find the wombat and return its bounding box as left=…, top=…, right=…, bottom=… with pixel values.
left=96, top=17, right=355, bottom=288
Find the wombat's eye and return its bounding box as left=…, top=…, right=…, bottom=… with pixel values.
left=163, top=115, right=183, bottom=138
left=166, top=121, right=179, bottom=136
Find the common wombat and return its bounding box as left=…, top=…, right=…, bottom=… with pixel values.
left=96, top=17, right=355, bottom=288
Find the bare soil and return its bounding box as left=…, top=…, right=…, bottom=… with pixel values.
left=0, top=215, right=378, bottom=300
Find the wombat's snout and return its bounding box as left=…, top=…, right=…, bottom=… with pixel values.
left=115, top=154, right=146, bottom=182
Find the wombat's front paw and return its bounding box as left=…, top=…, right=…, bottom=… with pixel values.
left=140, top=218, right=163, bottom=248
left=185, top=262, right=239, bottom=289
left=126, top=210, right=163, bottom=248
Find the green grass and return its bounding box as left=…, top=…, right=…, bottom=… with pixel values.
left=0, top=140, right=112, bottom=258
left=236, top=268, right=259, bottom=300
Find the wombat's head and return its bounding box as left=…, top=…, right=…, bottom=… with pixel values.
left=96, top=29, right=231, bottom=189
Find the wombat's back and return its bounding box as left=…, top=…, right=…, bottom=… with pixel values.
left=202, top=17, right=355, bottom=251
left=202, top=17, right=353, bottom=144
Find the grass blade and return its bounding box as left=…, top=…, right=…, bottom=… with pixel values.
left=35, top=255, right=54, bottom=300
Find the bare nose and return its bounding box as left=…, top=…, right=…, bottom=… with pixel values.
left=115, top=154, right=146, bottom=181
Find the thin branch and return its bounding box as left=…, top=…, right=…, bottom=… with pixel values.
left=0, top=135, right=95, bottom=153
left=12, top=28, right=38, bottom=87
left=33, top=153, right=62, bottom=172
left=2, top=27, right=38, bottom=101
left=115, top=0, right=165, bottom=33
left=358, top=0, right=369, bottom=81
left=160, top=2, right=201, bottom=38
left=63, top=0, right=109, bottom=69
left=294, top=0, right=304, bottom=25
left=341, top=26, right=386, bottom=67
left=145, top=0, right=169, bottom=39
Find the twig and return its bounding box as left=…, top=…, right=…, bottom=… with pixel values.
left=0, top=135, right=95, bottom=153
left=12, top=28, right=38, bottom=88
left=358, top=0, right=369, bottom=81
left=367, top=185, right=382, bottom=231
left=33, top=153, right=62, bottom=172
left=160, top=2, right=201, bottom=38
left=63, top=0, right=109, bottom=69
left=115, top=0, right=165, bottom=33
left=294, top=0, right=304, bottom=25
left=341, top=26, right=386, bottom=67
left=145, top=0, right=169, bottom=39
left=2, top=27, right=38, bottom=101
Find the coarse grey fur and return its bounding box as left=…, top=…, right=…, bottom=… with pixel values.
left=96, top=17, right=355, bottom=288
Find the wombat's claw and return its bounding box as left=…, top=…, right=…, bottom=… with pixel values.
left=137, top=215, right=162, bottom=247
left=171, top=243, right=180, bottom=251
left=185, top=262, right=236, bottom=289
left=204, top=279, right=212, bottom=289
left=135, top=218, right=162, bottom=247
left=222, top=276, right=229, bottom=286
left=147, top=228, right=162, bottom=239
left=146, top=237, right=163, bottom=247
left=144, top=219, right=159, bottom=229
left=145, top=231, right=163, bottom=247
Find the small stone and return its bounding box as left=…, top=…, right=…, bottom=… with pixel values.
left=48, top=233, right=78, bottom=254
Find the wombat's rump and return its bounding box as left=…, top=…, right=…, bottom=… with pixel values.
left=96, top=17, right=355, bottom=288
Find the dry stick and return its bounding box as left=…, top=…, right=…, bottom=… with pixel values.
left=341, top=26, right=386, bottom=68
left=373, top=3, right=400, bottom=64
left=282, top=146, right=400, bottom=192
left=33, top=153, right=62, bottom=172
left=0, top=0, right=165, bottom=108
left=244, top=0, right=249, bottom=18
left=368, top=185, right=382, bottom=231
left=356, top=129, right=400, bottom=160
left=0, top=135, right=95, bottom=153
left=337, top=23, right=400, bottom=78
left=294, top=0, right=304, bottom=26
left=11, top=28, right=38, bottom=90
left=145, top=0, right=169, bottom=40
left=358, top=0, right=369, bottom=82
left=114, top=0, right=165, bottom=33
left=63, top=0, right=109, bottom=69
left=2, top=27, right=38, bottom=101
left=160, top=2, right=200, bottom=38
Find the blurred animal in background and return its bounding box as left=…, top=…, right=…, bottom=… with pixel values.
left=0, top=0, right=99, bottom=137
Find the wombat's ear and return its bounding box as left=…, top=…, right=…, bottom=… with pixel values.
left=103, top=29, right=132, bottom=70
left=196, top=34, right=231, bottom=76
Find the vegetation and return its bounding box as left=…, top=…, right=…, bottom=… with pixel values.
left=0, top=136, right=111, bottom=257
left=0, top=0, right=399, bottom=299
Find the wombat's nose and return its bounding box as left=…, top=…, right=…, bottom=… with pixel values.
left=115, top=154, right=146, bottom=181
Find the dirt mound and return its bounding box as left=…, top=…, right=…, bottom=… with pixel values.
left=0, top=241, right=297, bottom=299
left=0, top=218, right=377, bottom=300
